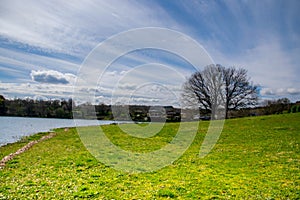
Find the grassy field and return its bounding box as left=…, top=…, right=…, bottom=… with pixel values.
left=0, top=113, right=299, bottom=199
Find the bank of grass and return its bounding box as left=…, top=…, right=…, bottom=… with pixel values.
left=0, top=113, right=299, bottom=199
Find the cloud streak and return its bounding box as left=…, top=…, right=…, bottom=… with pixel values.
left=0, top=0, right=179, bottom=57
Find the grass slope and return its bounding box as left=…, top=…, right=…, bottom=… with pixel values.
left=0, top=113, right=299, bottom=199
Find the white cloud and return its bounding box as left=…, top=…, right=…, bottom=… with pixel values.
left=0, top=82, right=74, bottom=99
left=0, top=47, right=80, bottom=81
left=261, top=88, right=300, bottom=96
left=118, top=83, right=137, bottom=90
left=30, top=70, right=76, bottom=85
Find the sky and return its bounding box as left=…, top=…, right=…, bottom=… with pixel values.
left=1, top=0, right=300, bottom=105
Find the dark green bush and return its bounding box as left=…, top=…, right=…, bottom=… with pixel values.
left=290, top=105, right=297, bottom=113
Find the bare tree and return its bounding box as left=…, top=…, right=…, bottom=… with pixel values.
left=183, top=64, right=258, bottom=119
left=182, top=64, right=225, bottom=120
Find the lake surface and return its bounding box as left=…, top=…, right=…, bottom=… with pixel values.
left=0, top=116, right=117, bottom=147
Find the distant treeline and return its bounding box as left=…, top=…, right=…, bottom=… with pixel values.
left=0, top=95, right=73, bottom=119
left=0, top=95, right=299, bottom=121
left=73, top=104, right=181, bottom=122
left=228, top=98, right=300, bottom=118
left=0, top=95, right=181, bottom=121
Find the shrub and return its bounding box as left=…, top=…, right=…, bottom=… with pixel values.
left=290, top=105, right=297, bottom=113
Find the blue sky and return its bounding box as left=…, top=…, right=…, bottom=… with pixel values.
left=0, top=0, right=299, bottom=104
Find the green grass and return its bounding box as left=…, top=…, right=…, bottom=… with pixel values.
left=0, top=113, right=299, bottom=199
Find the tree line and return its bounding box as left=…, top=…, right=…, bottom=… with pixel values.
left=0, top=96, right=181, bottom=121
left=0, top=95, right=73, bottom=119
left=0, top=94, right=298, bottom=121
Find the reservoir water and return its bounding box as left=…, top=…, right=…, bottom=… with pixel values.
left=0, top=116, right=116, bottom=146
